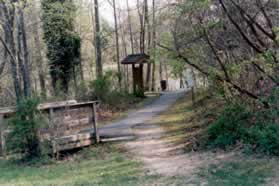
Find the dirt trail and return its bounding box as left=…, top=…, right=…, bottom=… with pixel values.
left=125, top=119, right=235, bottom=177
left=100, top=90, right=234, bottom=177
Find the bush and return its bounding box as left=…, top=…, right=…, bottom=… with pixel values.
left=91, top=71, right=113, bottom=101
left=90, top=71, right=143, bottom=108
left=247, top=125, right=279, bottom=155
left=207, top=104, right=250, bottom=149
left=6, top=98, right=44, bottom=161
left=207, top=88, right=279, bottom=155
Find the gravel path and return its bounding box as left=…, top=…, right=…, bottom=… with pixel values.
left=100, top=90, right=234, bottom=178
left=99, top=90, right=186, bottom=138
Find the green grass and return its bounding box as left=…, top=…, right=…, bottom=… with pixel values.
left=148, top=92, right=279, bottom=185
left=195, top=157, right=277, bottom=186
left=0, top=144, right=156, bottom=186
left=1, top=91, right=278, bottom=186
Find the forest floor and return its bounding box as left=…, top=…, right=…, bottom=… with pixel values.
left=0, top=91, right=279, bottom=186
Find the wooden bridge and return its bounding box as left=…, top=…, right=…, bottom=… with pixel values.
left=0, top=100, right=100, bottom=157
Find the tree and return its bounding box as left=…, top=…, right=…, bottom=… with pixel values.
left=151, top=0, right=156, bottom=91
left=17, top=4, right=31, bottom=97
left=94, top=0, right=103, bottom=78
left=112, top=0, right=121, bottom=87
left=32, top=8, right=47, bottom=98
left=137, top=0, right=145, bottom=53
left=144, top=0, right=152, bottom=90
left=42, top=0, right=81, bottom=95
left=126, top=0, right=135, bottom=54
left=167, top=0, right=278, bottom=106
left=0, top=0, right=29, bottom=102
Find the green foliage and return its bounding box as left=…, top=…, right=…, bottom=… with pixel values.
left=207, top=104, right=250, bottom=149
left=91, top=71, right=113, bottom=101
left=197, top=160, right=274, bottom=186
left=133, top=87, right=145, bottom=98
left=207, top=88, right=279, bottom=155
left=6, top=98, right=43, bottom=160
left=169, top=59, right=186, bottom=79
left=90, top=71, right=143, bottom=108
left=246, top=125, right=279, bottom=155
left=42, top=0, right=81, bottom=94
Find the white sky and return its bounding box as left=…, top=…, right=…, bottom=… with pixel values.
left=98, top=0, right=162, bottom=24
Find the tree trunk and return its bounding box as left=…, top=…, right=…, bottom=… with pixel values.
left=137, top=0, right=145, bottom=53
left=94, top=0, right=103, bottom=78
left=118, top=8, right=129, bottom=91
left=112, top=0, right=121, bottom=88
left=126, top=0, right=134, bottom=54
left=33, top=20, right=47, bottom=98
left=151, top=0, right=156, bottom=91
left=144, top=0, right=152, bottom=90
left=18, top=7, right=31, bottom=97
left=0, top=22, right=8, bottom=76
left=1, top=3, right=22, bottom=101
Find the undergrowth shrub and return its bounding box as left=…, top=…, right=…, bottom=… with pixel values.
left=6, top=98, right=47, bottom=162
left=207, top=104, right=250, bottom=149
left=246, top=124, right=279, bottom=155
left=207, top=87, right=279, bottom=155
left=90, top=71, right=143, bottom=109
left=91, top=71, right=113, bottom=102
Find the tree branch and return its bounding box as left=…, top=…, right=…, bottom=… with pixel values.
left=219, top=0, right=264, bottom=54
left=157, top=42, right=262, bottom=102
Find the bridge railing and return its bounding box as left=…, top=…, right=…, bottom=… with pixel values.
left=0, top=100, right=100, bottom=158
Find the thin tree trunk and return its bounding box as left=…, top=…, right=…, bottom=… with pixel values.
left=137, top=0, right=145, bottom=53
left=0, top=22, right=8, bottom=76
left=94, top=0, right=103, bottom=78
left=151, top=0, right=156, bottom=91
left=126, top=0, right=134, bottom=54
left=0, top=3, right=22, bottom=101
left=19, top=7, right=31, bottom=97
left=90, top=0, right=96, bottom=80
left=112, top=0, right=121, bottom=88
left=118, top=8, right=129, bottom=91
left=144, top=0, right=152, bottom=90
left=33, top=20, right=47, bottom=98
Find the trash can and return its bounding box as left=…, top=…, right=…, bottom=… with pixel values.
left=160, top=80, right=167, bottom=91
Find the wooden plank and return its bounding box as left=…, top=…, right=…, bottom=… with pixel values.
left=38, top=101, right=100, bottom=111
left=56, top=138, right=94, bottom=152
left=92, top=103, right=100, bottom=143
left=0, top=101, right=100, bottom=115
left=56, top=131, right=95, bottom=144
left=48, top=108, right=58, bottom=158
left=55, top=117, right=92, bottom=129
left=38, top=100, right=77, bottom=110
left=0, top=107, right=15, bottom=115
left=56, top=126, right=93, bottom=136
left=100, top=136, right=135, bottom=143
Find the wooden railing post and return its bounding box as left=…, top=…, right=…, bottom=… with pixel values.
left=49, top=108, right=58, bottom=159
left=92, top=103, right=100, bottom=143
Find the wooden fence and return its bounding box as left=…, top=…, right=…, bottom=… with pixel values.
left=0, top=101, right=100, bottom=157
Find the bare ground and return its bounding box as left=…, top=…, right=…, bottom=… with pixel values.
left=125, top=121, right=238, bottom=179
left=101, top=90, right=279, bottom=185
